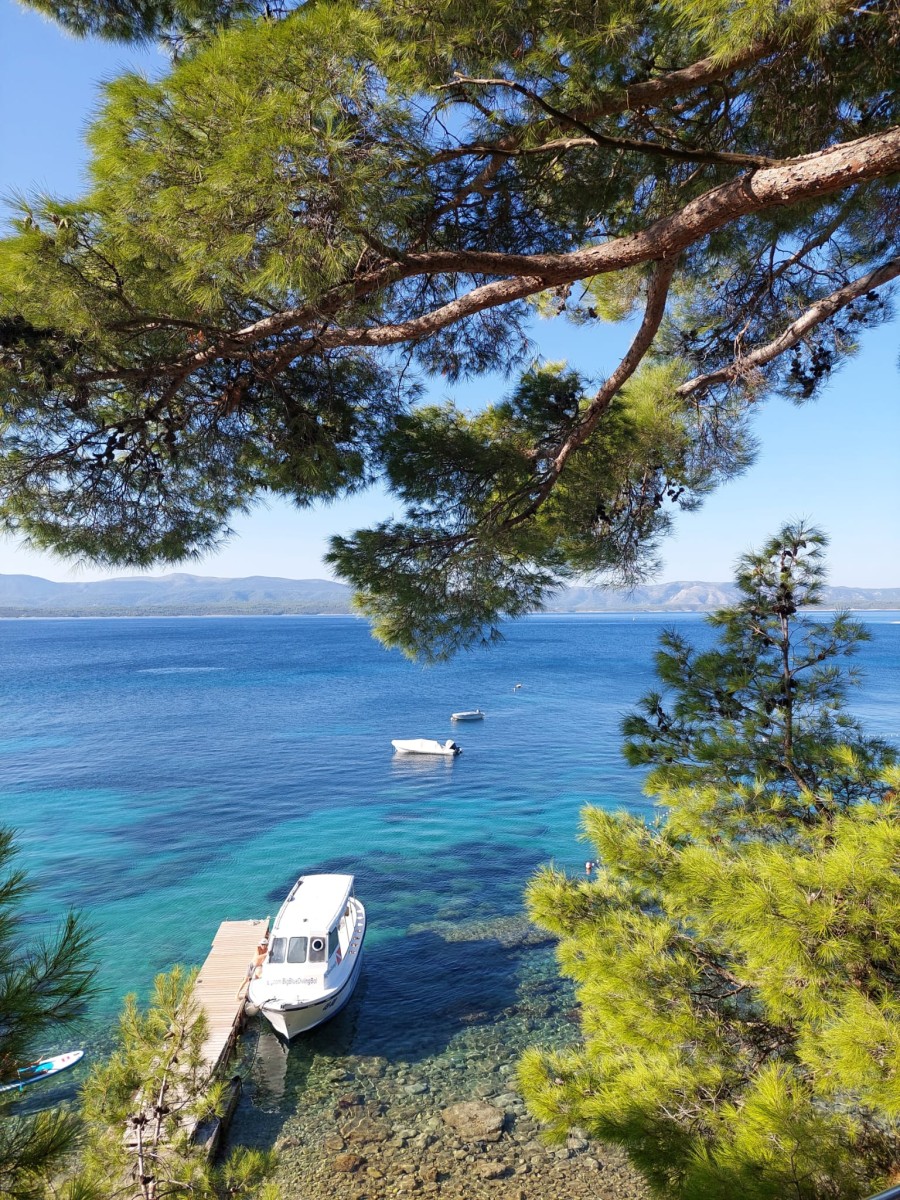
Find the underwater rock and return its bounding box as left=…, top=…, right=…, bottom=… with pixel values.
left=332, top=1153, right=366, bottom=1173
left=457, top=1010, right=490, bottom=1025
left=440, top=1101, right=505, bottom=1142
left=355, top=1056, right=388, bottom=1078
left=407, top=913, right=553, bottom=949
left=476, top=1161, right=509, bottom=1179
left=341, top=1117, right=391, bottom=1144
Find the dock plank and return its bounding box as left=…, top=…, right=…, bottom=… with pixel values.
left=194, top=918, right=267, bottom=1073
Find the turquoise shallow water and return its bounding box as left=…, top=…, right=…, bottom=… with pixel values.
left=2, top=611, right=898, bottom=1116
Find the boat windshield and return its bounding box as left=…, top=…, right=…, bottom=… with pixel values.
left=267, top=936, right=309, bottom=964
left=286, top=937, right=308, bottom=963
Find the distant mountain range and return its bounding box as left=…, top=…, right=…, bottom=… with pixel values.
left=0, top=572, right=897, bottom=617
left=541, top=582, right=900, bottom=612
left=0, top=573, right=350, bottom=616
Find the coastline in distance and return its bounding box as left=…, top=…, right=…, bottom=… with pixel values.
left=1, top=572, right=899, bottom=618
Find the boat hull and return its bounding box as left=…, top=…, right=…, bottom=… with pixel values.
left=392, top=739, right=461, bottom=755
left=258, top=945, right=364, bottom=1040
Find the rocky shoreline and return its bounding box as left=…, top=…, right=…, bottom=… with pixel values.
left=269, top=1058, right=648, bottom=1200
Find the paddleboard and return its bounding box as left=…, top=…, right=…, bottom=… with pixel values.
left=0, top=1050, right=84, bottom=1094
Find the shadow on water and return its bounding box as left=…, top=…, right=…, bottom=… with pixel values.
left=233, top=1023, right=317, bottom=1146
left=251, top=924, right=549, bottom=1082
left=350, top=931, right=545, bottom=1060
left=233, top=929, right=570, bottom=1156
left=237, top=972, right=370, bottom=1145
left=3, top=1073, right=88, bottom=1119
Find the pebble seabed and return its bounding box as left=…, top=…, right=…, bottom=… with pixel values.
left=230, top=917, right=649, bottom=1200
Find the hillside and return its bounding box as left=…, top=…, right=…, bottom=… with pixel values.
left=540, top=581, right=900, bottom=612
left=1, top=572, right=898, bottom=617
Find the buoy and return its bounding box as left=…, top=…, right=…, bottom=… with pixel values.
left=244, top=1001, right=260, bottom=1017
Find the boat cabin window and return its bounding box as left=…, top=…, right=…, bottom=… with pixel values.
left=328, top=927, right=340, bottom=958
left=286, top=937, right=308, bottom=964
left=308, top=935, right=327, bottom=963
left=268, top=937, right=287, bottom=964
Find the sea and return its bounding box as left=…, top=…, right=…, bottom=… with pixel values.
left=2, top=611, right=898, bottom=1130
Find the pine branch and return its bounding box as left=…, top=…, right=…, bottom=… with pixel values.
left=443, top=76, right=779, bottom=169
left=499, top=255, right=678, bottom=530
left=68, top=123, right=900, bottom=409
left=678, top=255, right=900, bottom=398
left=430, top=37, right=778, bottom=164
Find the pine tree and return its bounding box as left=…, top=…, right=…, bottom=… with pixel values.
left=1, top=2, right=899, bottom=657
left=0, top=829, right=96, bottom=1200
left=70, top=966, right=279, bottom=1200
left=521, top=525, right=900, bottom=1200
left=621, top=521, right=894, bottom=837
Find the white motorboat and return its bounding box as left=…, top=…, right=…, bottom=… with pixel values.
left=247, top=874, right=365, bottom=1040
left=451, top=710, right=485, bottom=721
left=0, top=1050, right=84, bottom=1094
left=391, top=738, right=461, bottom=756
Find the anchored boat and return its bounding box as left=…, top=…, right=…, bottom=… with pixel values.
left=450, top=710, right=485, bottom=721
left=247, top=874, right=365, bottom=1040
left=391, top=738, right=461, bottom=756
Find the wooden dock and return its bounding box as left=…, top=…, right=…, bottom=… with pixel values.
left=194, top=918, right=267, bottom=1073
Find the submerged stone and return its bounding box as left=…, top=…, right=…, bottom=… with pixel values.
left=341, top=1117, right=391, bottom=1144
left=476, top=1160, right=509, bottom=1179
left=332, top=1152, right=366, bottom=1173
left=440, top=1100, right=505, bottom=1142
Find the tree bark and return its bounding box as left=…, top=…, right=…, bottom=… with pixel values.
left=138, top=126, right=900, bottom=376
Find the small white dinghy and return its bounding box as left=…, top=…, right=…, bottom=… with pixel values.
left=247, top=874, right=365, bottom=1040
left=451, top=710, right=485, bottom=722
left=0, top=1050, right=84, bottom=1094
left=392, top=738, right=461, bottom=756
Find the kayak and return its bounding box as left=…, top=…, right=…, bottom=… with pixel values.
left=0, top=1050, right=84, bottom=1094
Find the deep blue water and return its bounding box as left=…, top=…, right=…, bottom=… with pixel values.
left=2, top=612, right=898, bottom=1105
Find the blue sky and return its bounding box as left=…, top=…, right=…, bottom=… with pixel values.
left=1, top=1, right=898, bottom=586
